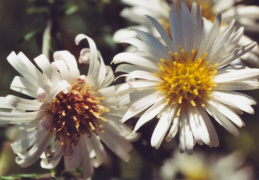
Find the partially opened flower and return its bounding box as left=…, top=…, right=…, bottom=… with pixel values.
left=114, top=0, right=259, bottom=66
left=159, top=151, right=254, bottom=180
left=113, top=3, right=259, bottom=153
left=0, top=34, right=137, bottom=179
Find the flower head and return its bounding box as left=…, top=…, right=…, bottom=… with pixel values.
left=160, top=151, right=254, bottom=180
left=0, top=34, right=137, bottom=179
left=113, top=3, right=259, bottom=153
left=114, top=0, right=259, bottom=66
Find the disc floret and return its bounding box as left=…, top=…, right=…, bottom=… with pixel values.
left=47, top=82, right=109, bottom=147
left=155, top=47, right=217, bottom=115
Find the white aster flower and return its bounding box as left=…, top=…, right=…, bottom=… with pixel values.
left=113, top=3, right=259, bottom=153
left=159, top=151, right=254, bottom=180
left=114, top=0, right=259, bottom=66
left=0, top=34, right=137, bottom=179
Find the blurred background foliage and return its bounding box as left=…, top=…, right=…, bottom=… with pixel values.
left=0, top=0, right=259, bottom=179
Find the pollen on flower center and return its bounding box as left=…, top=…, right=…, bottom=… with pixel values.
left=154, top=47, right=217, bottom=116
left=47, top=82, right=109, bottom=147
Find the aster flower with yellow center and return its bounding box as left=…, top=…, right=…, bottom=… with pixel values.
left=113, top=3, right=259, bottom=153
left=0, top=34, right=137, bottom=179
left=114, top=0, right=259, bottom=66
left=160, top=151, right=254, bottom=180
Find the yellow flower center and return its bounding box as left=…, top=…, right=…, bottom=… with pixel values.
left=47, top=82, right=109, bottom=147
left=154, top=47, right=217, bottom=116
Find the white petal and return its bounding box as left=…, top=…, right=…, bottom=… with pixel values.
left=213, top=0, right=235, bottom=12
left=0, top=111, right=44, bottom=124
left=7, top=52, right=48, bottom=87
left=118, top=88, right=157, bottom=107
left=94, top=52, right=107, bottom=88
left=127, top=80, right=158, bottom=89
left=10, top=76, right=37, bottom=98
left=119, top=37, right=165, bottom=60
left=211, top=91, right=256, bottom=114
left=53, top=51, right=80, bottom=83
left=103, top=122, right=133, bottom=153
left=197, top=13, right=221, bottom=57
left=205, top=103, right=240, bottom=137
left=166, top=115, right=180, bottom=142
left=207, top=100, right=245, bottom=127
left=134, top=99, right=166, bottom=132
left=192, top=3, right=203, bottom=49
left=127, top=70, right=160, bottom=82
left=88, top=134, right=107, bottom=167
left=112, top=52, right=158, bottom=71
left=52, top=60, right=71, bottom=82
left=222, top=5, right=259, bottom=22
left=41, top=142, right=63, bottom=169
left=239, top=35, right=259, bottom=56
left=0, top=97, right=14, bottom=109
left=215, top=80, right=259, bottom=90
left=75, top=34, right=99, bottom=85
left=169, top=4, right=183, bottom=51
left=113, top=29, right=138, bottom=42
left=188, top=106, right=203, bottom=145
left=147, top=15, right=174, bottom=52
left=34, top=54, right=61, bottom=84
left=196, top=107, right=219, bottom=147
left=179, top=111, right=194, bottom=154
left=5, top=95, right=43, bottom=111
left=207, top=20, right=236, bottom=63
left=64, top=142, right=83, bottom=170
left=102, top=66, right=115, bottom=88
left=122, top=91, right=162, bottom=122
left=99, top=129, right=131, bottom=162
left=181, top=2, right=193, bottom=51
left=133, top=29, right=170, bottom=60
left=104, top=116, right=139, bottom=141
left=217, top=43, right=257, bottom=68
left=117, top=80, right=157, bottom=95
left=11, top=127, right=45, bottom=153
left=214, top=68, right=259, bottom=83
left=80, top=136, right=93, bottom=179
left=115, top=64, right=147, bottom=73
left=15, top=132, right=53, bottom=167
left=151, top=106, right=176, bottom=149
left=48, top=80, right=71, bottom=102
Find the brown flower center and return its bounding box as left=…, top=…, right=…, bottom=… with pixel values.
left=47, top=82, right=109, bottom=147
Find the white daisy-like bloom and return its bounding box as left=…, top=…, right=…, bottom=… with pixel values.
left=114, top=0, right=259, bottom=66
left=159, top=151, right=254, bottom=180
left=0, top=34, right=138, bottom=179
left=113, top=3, right=259, bottom=153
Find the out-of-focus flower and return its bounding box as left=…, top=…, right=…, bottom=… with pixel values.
left=0, top=34, right=138, bottom=179
left=114, top=0, right=259, bottom=67
left=159, top=151, right=254, bottom=180
left=113, top=3, right=259, bottom=153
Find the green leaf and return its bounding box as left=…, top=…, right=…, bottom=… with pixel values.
left=21, top=27, right=43, bottom=42
left=63, top=4, right=79, bottom=15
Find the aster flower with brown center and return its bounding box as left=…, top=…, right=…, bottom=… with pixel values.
left=0, top=34, right=137, bottom=179
left=113, top=3, right=259, bottom=153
